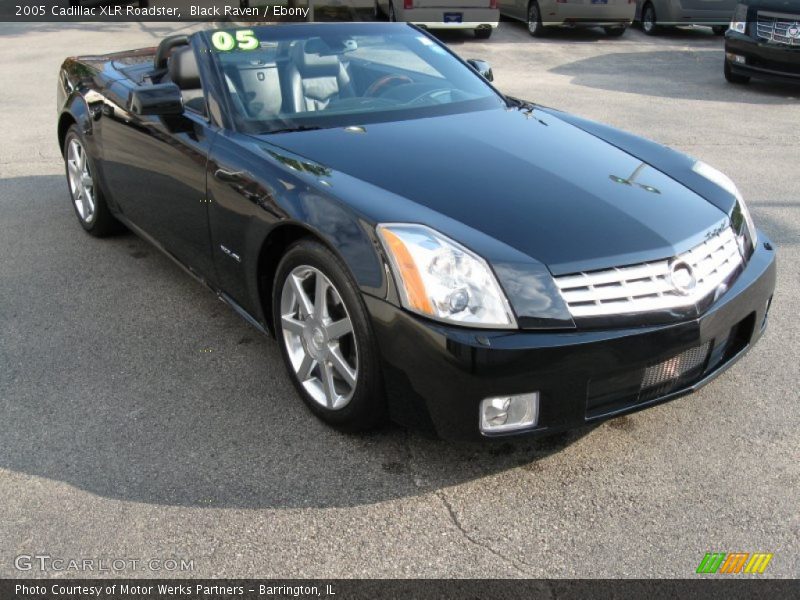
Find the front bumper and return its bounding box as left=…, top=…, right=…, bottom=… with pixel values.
left=545, top=3, right=635, bottom=27
left=408, top=8, right=499, bottom=30
left=725, top=31, right=800, bottom=83
left=366, top=234, right=776, bottom=441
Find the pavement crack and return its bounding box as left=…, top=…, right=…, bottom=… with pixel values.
left=402, top=430, right=535, bottom=577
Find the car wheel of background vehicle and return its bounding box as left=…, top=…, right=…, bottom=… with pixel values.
left=641, top=2, right=658, bottom=35
left=63, top=126, right=120, bottom=237
left=724, top=59, right=751, bottom=84
left=475, top=28, right=493, bottom=39
left=527, top=2, right=547, bottom=37
left=273, top=239, right=386, bottom=432
left=712, top=25, right=727, bottom=35
left=388, top=1, right=397, bottom=22
left=604, top=26, right=627, bottom=37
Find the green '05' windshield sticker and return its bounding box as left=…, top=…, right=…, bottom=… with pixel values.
left=212, top=30, right=259, bottom=52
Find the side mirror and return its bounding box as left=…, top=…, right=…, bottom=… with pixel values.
left=467, top=59, right=494, bottom=82
left=128, top=83, right=184, bottom=116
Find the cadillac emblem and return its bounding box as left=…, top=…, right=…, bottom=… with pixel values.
left=669, top=260, right=697, bottom=295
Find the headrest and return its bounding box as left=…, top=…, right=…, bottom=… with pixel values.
left=169, top=46, right=201, bottom=90
left=154, top=34, right=190, bottom=70
left=291, top=39, right=342, bottom=78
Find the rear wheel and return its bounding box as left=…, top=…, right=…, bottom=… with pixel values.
left=273, top=239, right=386, bottom=432
left=641, top=2, right=658, bottom=35
left=712, top=25, right=727, bottom=36
left=724, top=59, right=750, bottom=84
left=527, top=1, right=547, bottom=37
left=604, top=26, right=627, bottom=37
left=63, top=125, right=120, bottom=237
left=475, top=28, right=493, bottom=39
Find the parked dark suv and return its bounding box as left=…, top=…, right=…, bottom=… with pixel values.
left=725, top=0, right=800, bottom=84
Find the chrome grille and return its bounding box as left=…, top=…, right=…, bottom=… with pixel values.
left=756, top=12, right=800, bottom=46
left=554, top=227, right=743, bottom=318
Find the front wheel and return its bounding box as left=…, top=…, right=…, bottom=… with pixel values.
left=712, top=25, right=727, bottom=36
left=475, top=28, right=493, bottom=39
left=604, top=26, right=627, bottom=37
left=527, top=2, right=547, bottom=37
left=63, top=125, right=120, bottom=237
left=273, top=239, right=386, bottom=432
left=641, top=2, right=658, bottom=35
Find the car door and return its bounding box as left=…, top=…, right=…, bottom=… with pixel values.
left=98, top=78, right=218, bottom=283
left=497, top=0, right=520, bottom=20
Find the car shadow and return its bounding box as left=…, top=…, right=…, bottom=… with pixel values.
left=550, top=50, right=800, bottom=104
left=0, top=174, right=597, bottom=510
left=495, top=19, right=724, bottom=43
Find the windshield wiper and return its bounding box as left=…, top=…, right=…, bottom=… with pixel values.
left=506, top=96, right=537, bottom=111
left=264, top=125, right=324, bottom=135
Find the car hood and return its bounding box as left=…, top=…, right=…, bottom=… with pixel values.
left=259, top=107, right=728, bottom=275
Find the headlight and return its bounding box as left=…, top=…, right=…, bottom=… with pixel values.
left=377, top=224, right=517, bottom=329
left=730, top=3, right=748, bottom=34
left=692, top=160, right=757, bottom=254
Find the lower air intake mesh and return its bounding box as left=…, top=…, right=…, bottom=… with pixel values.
left=640, top=342, right=711, bottom=399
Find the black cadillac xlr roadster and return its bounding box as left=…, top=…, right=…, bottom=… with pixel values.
left=57, top=23, right=776, bottom=440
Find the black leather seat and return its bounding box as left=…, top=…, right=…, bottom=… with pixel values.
left=285, top=39, right=354, bottom=113
left=168, top=46, right=205, bottom=114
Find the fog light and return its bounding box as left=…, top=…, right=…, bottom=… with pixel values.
left=479, top=393, right=539, bottom=434
left=726, top=53, right=746, bottom=65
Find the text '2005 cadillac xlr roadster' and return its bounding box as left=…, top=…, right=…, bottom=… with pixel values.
left=57, top=23, right=776, bottom=441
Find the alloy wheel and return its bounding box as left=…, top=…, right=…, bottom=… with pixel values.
left=280, top=265, right=359, bottom=410
left=66, top=138, right=96, bottom=223
left=642, top=5, right=656, bottom=34
left=528, top=5, right=540, bottom=35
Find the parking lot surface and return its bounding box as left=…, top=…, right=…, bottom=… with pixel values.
left=1, top=20, right=798, bottom=578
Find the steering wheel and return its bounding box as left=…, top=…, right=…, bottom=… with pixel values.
left=365, top=74, right=413, bottom=98
left=405, top=88, right=451, bottom=106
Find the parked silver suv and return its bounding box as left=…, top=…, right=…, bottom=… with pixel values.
left=499, top=0, right=636, bottom=37
left=636, top=0, right=739, bottom=35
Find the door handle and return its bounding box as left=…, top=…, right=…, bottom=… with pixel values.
left=214, top=168, right=244, bottom=183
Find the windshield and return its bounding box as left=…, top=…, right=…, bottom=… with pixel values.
left=206, top=23, right=506, bottom=134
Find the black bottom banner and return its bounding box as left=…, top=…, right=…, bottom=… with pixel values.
left=2, top=579, right=799, bottom=600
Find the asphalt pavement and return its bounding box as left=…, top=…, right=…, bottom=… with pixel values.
left=0, top=20, right=798, bottom=579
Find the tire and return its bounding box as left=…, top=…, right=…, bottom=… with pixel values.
left=724, top=59, right=750, bottom=84
left=527, top=1, right=547, bottom=37
left=272, top=239, right=387, bottom=432
left=712, top=25, right=727, bottom=36
left=641, top=2, right=658, bottom=35
left=475, top=28, right=493, bottom=39
left=604, top=26, right=627, bottom=37
left=63, top=125, right=121, bottom=237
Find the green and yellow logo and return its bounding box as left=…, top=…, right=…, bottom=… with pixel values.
left=696, top=552, right=773, bottom=574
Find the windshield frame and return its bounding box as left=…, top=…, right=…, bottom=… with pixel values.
left=200, top=22, right=511, bottom=135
